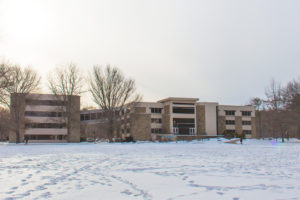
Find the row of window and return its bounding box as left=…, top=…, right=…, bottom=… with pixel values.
left=225, top=110, right=252, bottom=116
left=80, top=112, right=105, bottom=121
left=26, top=99, right=66, bottom=106
left=25, top=135, right=66, bottom=140
left=225, top=129, right=252, bottom=134
left=151, top=128, right=162, bottom=134
left=121, top=129, right=130, bottom=134
left=225, top=120, right=252, bottom=125
left=151, top=118, right=162, bottom=123
left=25, top=111, right=64, bottom=117
left=172, top=107, right=195, bottom=114
left=151, top=108, right=163, bottom=113
left=25, top=123, right=66, bottom=129
left=173, top=127, right=195, bottom=135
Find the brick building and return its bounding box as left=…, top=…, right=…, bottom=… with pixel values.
left=81, top=97, right=256, bottom=141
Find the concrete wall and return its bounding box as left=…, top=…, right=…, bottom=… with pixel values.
left=68, top=95, right=81, bottom=142
left=130, top=113, right=151, bottom=140
left=196, top=105, right=206, bottom=135
left=9, top=93, right=26, bottom=143
left=9, top=93, right=81, bottom=143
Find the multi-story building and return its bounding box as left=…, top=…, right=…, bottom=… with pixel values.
left=9, top=93, right=80, bottom=143
left=218, top=105, right=256, bottom=138
left=81, top=97, right=256, bottom=141
left=10, top=94, right=255, bottom=143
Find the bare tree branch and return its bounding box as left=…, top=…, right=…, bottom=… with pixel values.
left=89, top=65, right=142, bottom=139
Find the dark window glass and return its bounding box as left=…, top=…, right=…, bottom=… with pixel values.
left=243, top=130, right=252, bottom=134
left=242, top=121, right=251, bottom=125
left=173, top=107, right=195, bottom=114
left=25, top=123, right=66, bottom=129
left=26, top=99, right=66, bottom=106
left=225, top=120, right=235, bottom=125
left=80, top=114, right=84, bottom=121
left=225, top=110, right=235, bottom=116
left=173, top=118, right=195, bottom=132
left=151, top=128, right=162, bottom=134
left=91, top=113, right=96, bottom=120
left=226, top=129, right=236, bottom=134
left=151, top=108, right=162, bottom=113
left=84, top=114, right=90, bottom=120
left=151, top=118, right=162, bottom=123
left=25, top=111, right=64, bottom=117
left=242, top=111, right=252, bottom=116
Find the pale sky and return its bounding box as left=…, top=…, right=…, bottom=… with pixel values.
left=1, top=0, right=300, bottom=107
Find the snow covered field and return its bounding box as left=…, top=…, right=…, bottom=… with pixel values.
left=0, top=139, right=300, bottom=200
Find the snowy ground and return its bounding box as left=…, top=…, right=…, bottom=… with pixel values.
left=0, top=139, right=300, bottom=200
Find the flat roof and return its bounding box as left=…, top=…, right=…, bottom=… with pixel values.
left=157, top=97, right=199, bottom=103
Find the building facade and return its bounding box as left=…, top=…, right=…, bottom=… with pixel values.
left=9, top=93, right=80, bottom=143
left=81, top=97, right=256, bottom=141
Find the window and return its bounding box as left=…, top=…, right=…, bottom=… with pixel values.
left=151, top=108, right=162, bottom=113
left=172, top=107, right=195, bottom=114
left=151, top=118, right=162, bottom=123
left=189, top=128, right=195, bottom=135
left=26, top=99, right=66, bottom=106
left=126, top=128, right=130, bottom=133
left=173, top=127, right=179, bottom=134
left=173, top=118, right=195, bottom=135
left=96, top=112, right=101, bottom=119
left=225, top=120, right=235, bottom=125
left=225, top=110, right=235, bottom=116
left=243, top=130, right=252, bottom=135
left=226, top=129, right=236, bottom=134
left=25, top=111, right=64, bottom=117
left=91, top=113, right=97, bottom=120
left=242, top=111, right=252, bottom=116
left=173, top=118, right=195, bottom=127
left=25, top=123, right=66, bottom=129
left=242, top=121, right=251, bottom=125
left=80, top=114, right=84, bottom=121
left=84, top=114, right=90, bottom=120
left=151, top=128, right=162, bottom=134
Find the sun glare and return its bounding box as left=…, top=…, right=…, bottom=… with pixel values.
left=2, top=0, right=49, bottom=43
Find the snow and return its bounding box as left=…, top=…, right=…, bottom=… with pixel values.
left=0, top=139, right=300, bottom=200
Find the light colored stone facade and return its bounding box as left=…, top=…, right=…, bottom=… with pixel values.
left=81, top=97, right=256, bottom=141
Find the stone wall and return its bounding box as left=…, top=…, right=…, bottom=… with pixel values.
left=251, top=117, right=257, bottom=138
left=130, top=113, right=151, bottom=141
left=68, top=95, right=81, bottom=142
left=9, top=93, right=26, bottom=143
left=235, top=116, right=243, bottom=135
left=162, top=105, right=171, bottom=134
left=218, top=116, right=226, bottom=135
left=196, top=105, right=206, bottom=135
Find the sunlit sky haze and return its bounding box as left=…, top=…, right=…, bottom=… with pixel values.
left=1, top=0, right=300, bottom=107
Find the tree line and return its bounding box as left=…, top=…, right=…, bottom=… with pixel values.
left=0, top=61, right=141, bottom=142
left=249, top=78, right=300, bottom=140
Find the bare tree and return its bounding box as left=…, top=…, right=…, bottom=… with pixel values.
left=48, top=64, right=84, bottom=141
left=89, top=65, right=142, bottom=140
left=0, top=62, right=41, bottom=143
left=265, top=79, right=283, bottom=110
left=0, top=62, right=14, bottom=100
